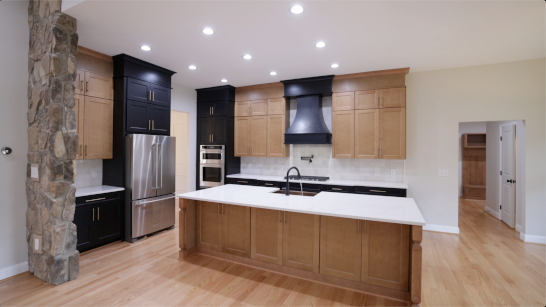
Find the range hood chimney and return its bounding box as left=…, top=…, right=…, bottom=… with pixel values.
left=281, top=75, right=334, bottom=144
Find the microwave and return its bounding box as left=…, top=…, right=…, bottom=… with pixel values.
left=199, top=145, right=225, bottom=188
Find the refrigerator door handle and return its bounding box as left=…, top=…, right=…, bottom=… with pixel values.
left=155, top=143, right=160, bottom=190
left=158, top=143, right=163, bottom=189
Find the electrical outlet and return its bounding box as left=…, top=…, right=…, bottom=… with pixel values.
left=391, top=169, right=396, bottom=176
left=438, top=169, right=449, bottom=177
left=34, top=238, right=39, bottom=250
left=91, top=170, right=97, bottom=178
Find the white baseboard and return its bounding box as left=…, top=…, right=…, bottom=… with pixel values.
left=0, top=261, right=29, bottom=281
left=423, top=224, right=460, bottom=234
left=519, top=232, right=546, bottom=245
left=484, top=207, right=501, bottom=219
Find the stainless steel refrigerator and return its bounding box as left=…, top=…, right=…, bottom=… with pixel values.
left=126, top=134, right=176, bottom=241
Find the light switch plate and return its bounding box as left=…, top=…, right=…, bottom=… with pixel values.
left=438, top=169, right=449, bottom=177
left=31, top=164, right=39, bottom=180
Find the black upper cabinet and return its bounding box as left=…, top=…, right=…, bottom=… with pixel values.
left=150, top=84, right=170, bottom=107
left=196, top=85, right=235, bottom=103
left=127, top=100, right=152, bottom=133
left=198, top=118, right=214, bottom=144
left=150, top=105, right=170, bottom=133
left=212, top=117, right=227, bottom=144
left=127, top=78, right=150, bottom=103
left=198, top=101, right=229, bottom=117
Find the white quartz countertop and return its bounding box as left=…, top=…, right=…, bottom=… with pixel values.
left=76, top=185, right=125, bottom=198
left=177, top=185, right=425, bottom=226
left=226, top=174, right=408, bottom=189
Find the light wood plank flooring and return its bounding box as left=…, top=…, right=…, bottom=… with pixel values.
left=0, top=198, right=544, bottom=306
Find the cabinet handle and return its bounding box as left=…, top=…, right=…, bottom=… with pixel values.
left=218, top=203, right=220, bottom=215
left=86, top=197, right=105, bottom=202
left=79, top=145, right=82, bottom=155
left=265, top=183, right=274, bottom=186
left=98, top=207, right=100, bottom=220
left=149, top=91, right=151, bottom=101
left=212, top=135, right=214, bottom=142
left=222, top=204, right=225, bottom=215
left=370, top=190, right=387, bottom=193
left=80, top=80, right=83, bottom=91
left=209, top=107, right=212, bottom=115
left=92, top=208, right=95, bottom=221
left=212, top=106, right=214, bottom=114
left=152, top=91, right=155, bottom=101
left=86, top=82, right=89, bottom=93
left=152, top=120, right=154, bottom=130
left=85, top=145, right=88, bottom=156
left=237, top=181, right=248, bottom=183
left=148, top=120, right=151, bottom=130
left=284, top=211, right=287, bottom=224
left=377, top=96, right=380, bottom=107
left=332, top=188, right=342, bottom=191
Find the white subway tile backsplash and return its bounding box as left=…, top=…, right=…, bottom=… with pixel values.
left=74, top=159, right=103, bottom=188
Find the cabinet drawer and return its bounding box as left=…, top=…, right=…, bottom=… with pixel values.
left=354, top=186, right=406, bottom=197
left=76, top=191, right=121, bottom=205
left=287, top=182, right=321, bottom=193
left=257, top=180, right=279, bottom=188
left=227, top=178, right=257, bottom=186
left=323, top=185, right=353, bottom=193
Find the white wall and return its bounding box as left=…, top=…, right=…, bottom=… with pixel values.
left=406, top=59, right=545, bottom=239
left=0, top=0, right=31, bottom=279
left=170, top=83, right=197, bottom=191
left=458, top=122, right=486, bottom=196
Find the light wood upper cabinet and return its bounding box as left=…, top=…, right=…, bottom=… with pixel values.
left=250, top=116, right=267, bottom=157
left=282, top=212, right=320, bottom=273
left=379, top=88, right=405, bottom=108
left=251, top=208, right=283, bottom=265
left=234, top=117, right=251, bottom=156
left=332, top=110, right=355, bottom=159
left=355, top=90, right=379, bottom=110
left=235, top=101, right=251, bottom=117
left=74, top=69, right=85, bottom=95
left=84, top=71, right=113, bottom=100
left=379, top=108, right=406, bottom=159
left=250, top=100, right=268, bottom=116
left=221, top=204, right=250, bottom=258
left=355, top=109, right=379, bottom=159
left=332, top=92, right=355, bottom=111
left=74, top=94, right=85, bottom=160
left=83, top=96, right=113, bottom=159
left=361, top=221, right=410, bottom=291
left=267, top=98, right=286, bottom=115
left=320, top=216, right=362, bottom=281
left=196, top=201, right=222, bottom=251
left=267, top=115, right=289, bottom=157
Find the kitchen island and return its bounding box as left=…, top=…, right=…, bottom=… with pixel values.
left=177, top=184, right=425, bottom=306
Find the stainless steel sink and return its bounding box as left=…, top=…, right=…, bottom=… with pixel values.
left=272, top=190, right=318, bottom=197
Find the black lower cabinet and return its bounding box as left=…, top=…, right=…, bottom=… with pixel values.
left=74, top=192, right=122, bottom=252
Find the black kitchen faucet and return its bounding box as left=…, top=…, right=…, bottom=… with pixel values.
left=285, top=167, right=301, bottom=196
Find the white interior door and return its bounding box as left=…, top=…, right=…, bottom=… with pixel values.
left=500, top=124, right=516, bottom=228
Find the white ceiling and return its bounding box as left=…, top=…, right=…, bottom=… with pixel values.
left=65, top=1, right=544, bottom=89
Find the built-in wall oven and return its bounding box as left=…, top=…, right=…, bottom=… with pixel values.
left=199, top=145, right=224, bottom=189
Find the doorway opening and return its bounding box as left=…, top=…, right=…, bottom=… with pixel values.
left=171, top=110, right=191, bottom=194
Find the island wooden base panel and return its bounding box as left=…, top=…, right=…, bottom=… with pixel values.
left=190, top=246, right=411, bottom=303
left=1, top=198, right=544, bottom=307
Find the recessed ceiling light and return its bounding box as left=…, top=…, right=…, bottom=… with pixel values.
left=291, top=5, right=303, bottom=14
left=188, top=65, right=196, bottom=70
left=140, top=45, right=151, bottom=51
left=331, top=63, right=339, bottom=68
left=221, top=79, right=227, bottom=82
left=203, top=28, right=214, bottom=35
left=270, top=71, right=277, bottom=76
left=243, top=54, right=252, bottom=60
left=315, top=42, right=326, bottom=48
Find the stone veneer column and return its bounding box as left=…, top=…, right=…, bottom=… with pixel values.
left=26, top=0, right=79, bottom=285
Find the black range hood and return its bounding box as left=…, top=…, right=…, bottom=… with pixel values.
left=281, top=75, right=334, bottom=144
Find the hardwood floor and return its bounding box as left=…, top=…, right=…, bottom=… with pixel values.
left=0, top=198, right=544, bottom=306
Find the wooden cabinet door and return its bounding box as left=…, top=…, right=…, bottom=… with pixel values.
left=221, top=204, right=250, bottom=258
left=355, top=109, right=379, bottom=159
left=212, top=117, right=227, bottom=144
left=361, top=221, right=410, bottom=291
left=267, top=98, right=286, bottom=115
left=250, top=116, right=267, bottom=157
left=235, top=101, right=250, bottom=117
left=267, top=115, right=288, bottom=157
left=74, top=204, right=95, bottom=252
left=250, top=99, right=268, bottom=115
left=332, top=92, right=354, bottom=111
left=379, top=88, right=406, bottom=108
left=282, top=212, right=320, bottom=273
left=251, top=208, right=283, bottom=265
left=320, top=216, right=362, bottom=281
left=234, top=117, right=250, bottom=156
left=84, top=71, right=113, bottom=100
left=150, top=104, right=170, bottom=135
left=95, top=199, right=121, bottom=245
left=355, top=90, right=379, bottom=110
left=74, top=94, right=85, bottom=159
left=379, top=108, right=406, bottom=159
left=83, top=96, right=113, bottom=159
left=127, top=78, right=151, bottom=103
left=74, top=69, right=85, bottom=95
left=196, top=201, right=222, bottom=251
left=150, top=84, right=170, bottom=107
left=332, top=110, right=354, bottom=159
left=127, top=100, right=151, bottom=133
